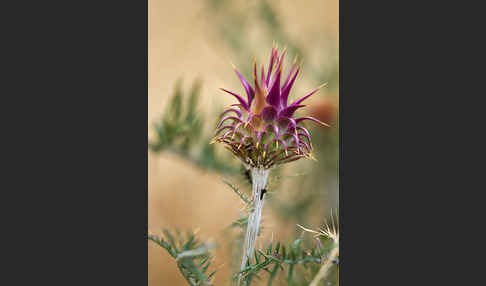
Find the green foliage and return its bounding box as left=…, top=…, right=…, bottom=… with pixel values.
left=148, top=230, right=216, bottom=286
left=236, top=235, right=339, bottom=286
left=149, top=79, right=240, bottom=175
left=223, top=179, right=251, bottom=205
left=150, top=79, right=202, bottom=152
left=230, top=217, right=249, bottom=229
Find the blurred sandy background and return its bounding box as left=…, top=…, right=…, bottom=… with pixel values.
left=148, top=1, right=338, bottom=285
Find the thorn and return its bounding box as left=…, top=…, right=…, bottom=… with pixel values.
left=309, top=153, right=317, bottom=161
left=316, top=119, right=331, bottom=127
left=317, top=82, right=329, bottom=90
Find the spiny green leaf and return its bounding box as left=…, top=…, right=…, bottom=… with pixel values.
left=274, top=242, right=280, bottom=254
left=170, top=79, right=184, bottom=121
left=266, top=242, right=273, bottom=255
left=208, top=270, right=216, bottom=279
left=149, top=229, right=215, bottom=285
left=187, top=79, right=201, bottom=118
left=182, top=233, right=195, bottom=251
left=222, top=180, right=250, bottom=204
left=199, top=256, right=209, bottom=267
left=163, top=229, right=179, bottom=252
left=230, top=217, right=248, bottom=229
left=287, top=263, right=294, bottom=283
left=267, top=263, right=279, bottom=286
left=201, top=261, right=211, bottom=273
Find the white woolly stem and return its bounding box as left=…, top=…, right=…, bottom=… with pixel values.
left=238, top=167, right=270, bottom=284
left=309, top=243, right=339, bottom=286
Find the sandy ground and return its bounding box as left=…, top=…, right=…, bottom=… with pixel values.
left=148, top=1, right=338, bottom=285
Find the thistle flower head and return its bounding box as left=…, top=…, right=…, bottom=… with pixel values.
left=214, top=47, right=330, bottom=169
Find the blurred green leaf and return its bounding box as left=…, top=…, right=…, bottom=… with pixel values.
left=150, top=78, right=241, bottom=175
left=148, top=230, right=216, bottom=286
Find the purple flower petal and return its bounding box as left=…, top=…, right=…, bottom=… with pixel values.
left=261, top=106, right=278, bottom=122
left=274, top=138, right=288, bottom=149
left=276, top=116, right=296, bottom=132
left=296, top=126, right=310, bottom=138
left=264, top=123, right=280, bottom=138
left=276, top=155, right=305, bottom=165
left=232, top=122, right=242, bottom=131
left=299, top=140, right=311, bottom=152
left=265, top=48, right=277, bottom=87
left=233, top=67, right=255, bottom=106
left=266, top=67, right=281, bottom=108
left=278, top=104, right=306, bottom=118
left=283, top=132, right=300, bottom=146
left=230, top=103, right=244, bottom=108
left=274, top=49, right=286, bottom=76
left=215, top=125, right=233, bottom=136
left=272, top=124, right=280, bottom=138
left=261, top=64, right=265, bottom=87
left=221, top=129, right=233, bottom=139
left=220, top=108, right=242, bottom=118
left=283, top=61, right=297, bottom=88
left=295, top=116, right=330, bottom=127
left=220, top=88, right=249, bottom=111
left=216, top=116, right=243, bottom=129
left=255, top=131, right=266, bottom=143
left=238, top=136, right=248, bottom=148
left=288, top=83, right=326, bottom=107
left=252, top=61, right=264, bottom=107
left=281, top=66, right=300, bottom=107
left=296, top=127, right=311, bottom=143
left=297, top=132, right=311, bottom=145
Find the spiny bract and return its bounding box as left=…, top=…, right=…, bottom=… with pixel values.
left=213, top=47, right=330, bottom=169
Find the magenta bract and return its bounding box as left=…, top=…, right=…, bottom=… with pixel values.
left=214, top=47, right=330, bottom=168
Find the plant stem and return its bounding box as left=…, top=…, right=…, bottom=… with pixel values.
left=238, top=166, right=270, bottom=284
left=309, top=243, right=339, bottom=286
